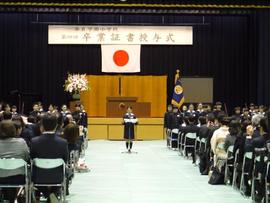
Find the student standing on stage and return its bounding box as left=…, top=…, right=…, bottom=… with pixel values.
left=123, top=106, right=138, bottom=153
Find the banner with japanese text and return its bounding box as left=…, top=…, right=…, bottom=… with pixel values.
left=48, top=25, right=193, bottom=45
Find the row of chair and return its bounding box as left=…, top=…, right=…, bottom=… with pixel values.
left=0, top=149, right=80, bottom=203
left=167, top=128, right=270, bottom=202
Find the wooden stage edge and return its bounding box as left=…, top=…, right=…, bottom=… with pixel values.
left=87, top=117, right=165, bottom=140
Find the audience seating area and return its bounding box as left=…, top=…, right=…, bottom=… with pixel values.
left=165, top=103, right=270, bottom=202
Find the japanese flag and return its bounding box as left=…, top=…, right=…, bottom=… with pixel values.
left=101, top=45, right=141, bottom=73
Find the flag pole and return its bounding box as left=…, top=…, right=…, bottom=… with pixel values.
left=174, top=69, right=180, bottom=84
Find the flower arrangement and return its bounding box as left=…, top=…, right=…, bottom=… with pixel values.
left=64, top=73, right=90, bottom=94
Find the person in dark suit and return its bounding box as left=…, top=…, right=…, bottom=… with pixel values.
left=29, top=103, right=41, bottom=118
left=250, top=113, right=270, bottom=201
left=123, top=106, right=138, bottom=153
left=169, top=106, right=182, bottom=130
left=79, top=104, right=88, bottom=128
left=232, top=107, right=242, bottom=122
left=251, top=115, right=270, bottom=150
left=72, top=104, right=82, bottom=125
left=179, top=115, right=200, bottom=162
left=164, top=105, right=173, bottom=130
left=30, top=113, right=68, bottom=202
left=164, top=105, right=173, bottom=147
left=251, top=114, right=264, bottom=139
left=213, top=102, right=225, bottom=118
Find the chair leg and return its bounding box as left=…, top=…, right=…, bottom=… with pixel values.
left=265, top=179, right=268, bottom=203
left=25, top=185, right=28, bottom=203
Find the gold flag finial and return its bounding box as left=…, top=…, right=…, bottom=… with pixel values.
left=175, top=69, right=180, bottom=84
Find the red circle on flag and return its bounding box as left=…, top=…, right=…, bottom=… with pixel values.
left=113, top=50, right=129, bottom=66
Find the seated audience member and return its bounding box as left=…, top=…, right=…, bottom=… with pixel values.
left=249, top=103, right=255, bottom=116
left=245, top=124, right=254, bottom=152
left=198, top=116, right=208, bottom=139
left=11, top=105, right=18, bottom=116
left=253, top=106, right=259, bottom=115
left=251, top=113, right=270, bottom=150
left=47, top=104, right=55, bottom=114
left=186, top=104, right=196, bottom=118
left=232, top=107, right=241, bottom=122
left=205, top=113, right=219, bottom=147
left=258, top=105, right=265, bottom=116
left=197, top=115, right=206, bottom=127
left=224, top=119, right=240, bottom=152
left=63, top=114, right=75, bottom=128
left=0, top=120, right=29, bottom=202
left=26, top=115, right=43, bottom=138
left=241, top=108, right=251, bottom=122
left=196, top=103, right=205, bottom=117
left=251, top=114, right=263, bottom=139
left=250, top=112, right=270, bottom=201
left=2, top=111, right=12, bottom=121
left=197, top=115, right=206, bottom=129
left=72, top=104, right=82, bottom=125
left=60, top=104, right=71, bottom=118
left=63, top=123, right=80, bottom=195
left=55, top=114, right=64, bottom=136
left=63, top=123, right=80, bottom=154
left=179, top=115, right=200, bottom=162
left=213, top=102, right=225, bottom=118
left=204, top=104, right=212, bottom=115
left=181, top=105, right=188, bottom=117
left=12, top=115, right=34, bottom=147
left=30, top=113, right=68, bottom=202
left=29, top=103, right=40, bottom=118
left=169, top=106, right=182, bottom=130
left=210, top=115, right=230, bottom=166
left=232, top=120, right=252, bottom=163
left=3, top=103, right=11, bottom=113
left=37, top=102, right=44, bottom=113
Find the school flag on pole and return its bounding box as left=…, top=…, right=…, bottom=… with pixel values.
left=171, top=69, right=185, bottom=108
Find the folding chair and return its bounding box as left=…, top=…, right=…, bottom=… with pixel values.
left=0, top=158, right=29, bottom=203
left=224, top=145, right=234, bottom=185
left=199, top=138, right=207, bottom=152
left=232, top=149, right=240, bottom=189
left=166, top=129, right=171, bottom=148
left=30, top=158, right=66, bottom=203
left=170, top=129, right=179, bottom=150
left=265, top=161, right=270, bottom=203
left=240, top=151, right=253, bottom=195
left=183, top=133, right=196, bottom=158
left=67, top=150, right=79, bottom=183
left=178, top=131, right=184, bottom=155
left=194, top=137, right=201, bottom=165
left=251, top=148, right=267, bottom=202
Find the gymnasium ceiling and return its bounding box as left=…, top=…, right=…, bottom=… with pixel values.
left=0, top=0, right=269, bottom=13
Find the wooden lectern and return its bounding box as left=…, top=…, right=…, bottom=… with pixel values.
left=106, top=97, right=151, bottom=118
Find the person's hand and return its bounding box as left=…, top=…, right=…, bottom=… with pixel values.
left=246, top=125, right=254, bottom=136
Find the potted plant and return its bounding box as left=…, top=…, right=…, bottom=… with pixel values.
left=64, top=73, right=90, bottom=99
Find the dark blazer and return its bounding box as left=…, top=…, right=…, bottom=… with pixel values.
left=163, top=112, right=171, bottom=129
left=198, top=125, right=209, bottom=139
left=80, top=111, right=88, bottom=128
left=30, top=133, right=68, bottom=184
left=251, top=133, right=270, bottom=150
left=169, top=112, right=182, bottom=129
left=179, top=124, right=200, bottom=136
left=123, top=113, right=137, bottom=140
